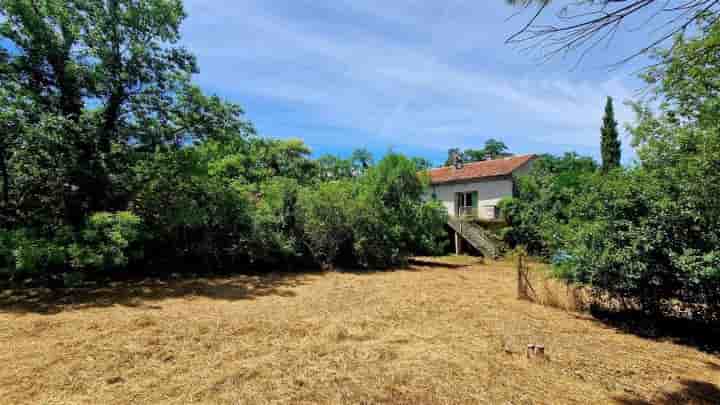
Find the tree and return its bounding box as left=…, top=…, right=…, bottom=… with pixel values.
left=505, top=0, right=720, bottom=64
left=297, top=180, right=355, bottom=268
left=354, top=153, right=447, bottom=267
left=482, top=138, right=511, bottom=159
left=1, top=1, right=452, bottom=281
left=0, top=0, right=250, bottom=225
left=500, top=152, right=598, bottom=256
left=316, top=155, right=353, bottom=180
left=0, top=85, right=23, bottom=212
left=446, top=139, right=512, bottom=166
left=600, top=97, right=621, bottom=173
left=411, top=157, right=433, bottom=171
left=351, top=148, right=373, bottom=173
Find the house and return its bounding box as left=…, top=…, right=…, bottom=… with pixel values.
left=424, top=154, right=536, bottom=221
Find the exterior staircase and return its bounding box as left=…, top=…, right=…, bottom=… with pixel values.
left=447, top=217, right=504, bottom=259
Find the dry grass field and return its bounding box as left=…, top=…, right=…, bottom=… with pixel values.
left=1, top=257, right=719, bottom=404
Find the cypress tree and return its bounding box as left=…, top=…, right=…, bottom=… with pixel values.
left=600, top=96, right=621, bottom=173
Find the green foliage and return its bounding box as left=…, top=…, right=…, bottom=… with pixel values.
left=500, top=153, right=598, bottom=257
left=297, top=181, right=356, bottom=267
left=503, top=27, right=720, bottom=318
left=352, top=153, right=447, bottom=268
left=0, top=1, right=448, bottom=285
left=8, top=228, right=70, bottom=276
left=293, top=153, right=447, bottom=269
left=68, top=212, right=143, bottom=271
left=244, top=177, right=303, bottom=265
left=131, top=148, right=254, bottom=268
left=0, top=212, right=141, bottom=281
left=0, top=0, right=252, bottom=226
left=316, top=154, right=354, bottom=180
left=445, top=139, right=512, bottom=166
left=558, top=156, right=720, bottom=315
left=410, top=156, right=433, bottom=171
left=600, top=96, right=621, bottom=173
left=350, top=148, right=374, bottom=174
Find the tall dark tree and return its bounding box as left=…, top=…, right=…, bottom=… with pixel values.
left=0, top=0, right=250, bottom=226
left=600, top=96, right=621, bottom=173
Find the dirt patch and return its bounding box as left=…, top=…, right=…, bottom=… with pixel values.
left=0, top=256, right=718, bottom=404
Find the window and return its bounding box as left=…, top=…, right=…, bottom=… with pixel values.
left=460, top=192, right=474, bottom=208
left=455, top=191, right=477, bottom=217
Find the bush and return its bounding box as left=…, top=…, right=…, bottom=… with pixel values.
left=297, top=180, right=355, bottom=268
left=132, top=149, right=254, bottom=269
left=0, top=212, right=142, bottom=284
left=501, top=147, right=720, bottom=319
left=243, top=177, right=303, bottom=265
left=412, top=200, right=450, bottom=256
left=500, top=153, right=598, bottom=258
left=351, top=201, right=401, bottom=268
left=556, top=165, right=720, bottom=319
left=68, top=211, right=143, bottom=271
left=352, top=154, right=447, bottom=268
left=9, top=228, right=70, bottom=276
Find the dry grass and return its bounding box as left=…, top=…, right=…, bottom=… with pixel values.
left=1, top=257, right=718, bottom=404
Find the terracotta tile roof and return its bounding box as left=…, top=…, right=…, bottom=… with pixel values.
left=425, top=154, right=536, bottom=185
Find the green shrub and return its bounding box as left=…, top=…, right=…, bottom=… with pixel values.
left=132, top=149, right=254, bottom=268
left=351, top=153, right=447, bottom=268
left=243, top=177, right=303, bottom=265
left=0, top=230, right=16, bottom=275
left=412, top=200, right=449, bottom=256
left=11, top=229, right=70, bottom=275
left=500, top=153, right=598, bottom=258
left=0, top=212, right=142, bottom=282
left=351, top=201, right=400, bottom=268
left=68, top=211, right=143, bottom=271
left=297, top=180, right=355, bottom=268
left=556, top=164, right=720, bottom=318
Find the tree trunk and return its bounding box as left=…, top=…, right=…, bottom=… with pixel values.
left=100, top=0, right=125, bottom=154
left=0, top=145, right=8, bottom=208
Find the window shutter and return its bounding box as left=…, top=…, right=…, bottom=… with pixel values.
left=471, top=191, right=478, bottom=208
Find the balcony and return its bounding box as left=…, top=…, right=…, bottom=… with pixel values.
left=455, top=206, right=478, bottom=219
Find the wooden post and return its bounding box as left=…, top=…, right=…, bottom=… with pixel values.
left=526, top=344, right=546, bottom=360
left=517, top=251, right=525, bottom=299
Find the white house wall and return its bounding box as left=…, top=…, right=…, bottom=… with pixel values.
left=512, top=160, right=533, bottom=177
left=429, top=177, right=514, bottom=219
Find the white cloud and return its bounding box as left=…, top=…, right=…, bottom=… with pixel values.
left=181, top=1, right=639, bottom=156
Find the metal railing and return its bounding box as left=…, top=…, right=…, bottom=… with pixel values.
left=455, top=206, right=478, bottom=218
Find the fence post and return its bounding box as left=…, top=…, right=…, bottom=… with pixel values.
left=516, top=248, right=528, bottom=300
left=517, top=251, right=523, bottom=299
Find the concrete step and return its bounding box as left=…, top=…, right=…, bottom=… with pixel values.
left=447, top=217, right=504, bottom=258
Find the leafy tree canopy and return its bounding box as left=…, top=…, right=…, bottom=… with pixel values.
left=444, top=139, right=512, bottom=166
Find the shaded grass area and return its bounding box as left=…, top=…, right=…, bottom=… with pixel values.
left=588, top=308, right=720, bottom=355
left=519, top=263, right=720, bottom=355
left=0, top=272, right=310, bottom=315
left=613, top=379, right=720, bottom=405
left=0, top=256, right=718, bottom=404
left=0, top=258, right=478, bottom=315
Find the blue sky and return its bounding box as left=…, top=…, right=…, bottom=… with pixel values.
left=180, top=1, right=653, bottom=165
